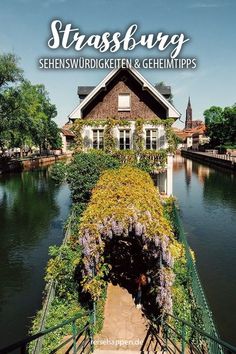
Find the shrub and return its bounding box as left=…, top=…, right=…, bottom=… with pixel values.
left=67, top=150, right=120, bottom=204
left=50, top=161, right=67, bottom=183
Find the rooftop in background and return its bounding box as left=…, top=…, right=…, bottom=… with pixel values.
left=77, top=83, right=172, bottom=101
left=60, top=124, right=75, bottom=137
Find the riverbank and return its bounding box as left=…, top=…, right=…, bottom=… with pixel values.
left=173, top=155, right=236, bottom=345
left=181, top=149, right=236, bottom=171
left=0, top=153, right=72, bottom=174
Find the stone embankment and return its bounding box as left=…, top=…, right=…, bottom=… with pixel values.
left=181, top=149, right=236, bottom=171
left=0, top=153, right=72, bottom=174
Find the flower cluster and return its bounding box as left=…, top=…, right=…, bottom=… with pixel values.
left=76, top=166, right=179, bottom=314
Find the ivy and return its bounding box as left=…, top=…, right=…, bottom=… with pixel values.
left=134, top=118, right=144, bottom=152
left=72, top=117, right=176, bottom=156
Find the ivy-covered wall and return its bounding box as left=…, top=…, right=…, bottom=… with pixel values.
left=72, top=117, right=177, bottom=171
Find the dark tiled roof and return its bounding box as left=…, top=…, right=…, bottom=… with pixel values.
left=77, top=84, right=171, bottom=99
left=77, top=86, right=95, bottom=97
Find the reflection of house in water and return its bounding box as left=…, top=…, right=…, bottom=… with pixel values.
left=185, top=158, right=193, bottom=187
left=174, top=155, right=210, bottom=185
left=173, top=154, right=185, bottom=171
left=197, top=165, right=210, bottom=184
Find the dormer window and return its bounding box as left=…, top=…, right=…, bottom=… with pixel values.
left=118, top=93, right=131, bottom=111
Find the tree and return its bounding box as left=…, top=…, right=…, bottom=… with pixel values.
left=0, top=53, right=23, bottom=89
left=204, top=105, right=236, bottom=147
left=0, top=54, right=23, bottom=150
left=0, top=53, right=61, bottom=156
left=6, top=81, right=61, bottom=156
left=20, top=82, right=60, bottom=153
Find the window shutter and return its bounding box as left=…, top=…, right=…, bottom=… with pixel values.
left=118, top=94, right=131, bottom=110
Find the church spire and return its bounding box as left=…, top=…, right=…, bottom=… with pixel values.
left=185, top=96, right=193, bottom=129
left=188, top=96, right=191, bottom=107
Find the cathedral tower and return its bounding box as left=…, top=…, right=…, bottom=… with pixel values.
left=185, top=97, right=192, bottom=129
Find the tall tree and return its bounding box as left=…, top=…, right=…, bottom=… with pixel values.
left=0, top=53, right=61, bottom=156
left=13, top=81, right=61, bottom=156
left=0, top=54, right=23, bottom=150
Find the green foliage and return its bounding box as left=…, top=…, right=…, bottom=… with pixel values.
left=16, top=81, right=61, bottom=152
left=67, top=150, right=120, bottom=204
left=50, top=162, right=67, bottom=183
left=46, top=243, right=82, bottom=300
left=30, top=229, right=106, bottom=353
left=164, top=199, right=205, bottom=344
left=104, top=119, right=116, bottom=153
left=72, top=117, right=176, bottom=156
left=0, top=53, right=61, bottom=153
left=30, top=297, right=88, bottom=354
left=0, top=53, right=23, bottom=88
left=204, top=104, right=236, bottom=147
left=134, top=118, right=144, bottom=152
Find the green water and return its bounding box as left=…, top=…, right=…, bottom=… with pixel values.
left=173, top=155, right=236, bottom=346
left=0, top=169, right=71, bottom=348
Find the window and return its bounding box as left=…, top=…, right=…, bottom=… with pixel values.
left=119, top=129, right=130, bottom=150
left=118, top=94, right=131, bottom=111
left=93, top=129, right=104, bottom=150
left=145, top=129, right=158, bottom=150
left=159, top=129, right=165, bottom=148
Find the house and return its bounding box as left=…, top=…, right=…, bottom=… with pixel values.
left=191, top=124, right=210, bottom=150
left=65, top=66, right=181, bottom=195
left=60, top=124, right=75, bottom=153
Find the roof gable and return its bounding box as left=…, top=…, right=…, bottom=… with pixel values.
left=69, top=66, right=180, bottom=120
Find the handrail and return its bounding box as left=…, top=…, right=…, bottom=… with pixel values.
left=164, top=313, right=236, bottom=353
left=31, top=211, right=75, bottom=354
left=0, top=311, right=90, bottom=354
left=172, top=204, right=221, bottom=334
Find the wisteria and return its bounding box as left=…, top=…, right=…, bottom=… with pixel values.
left=77, top=166, right=177, bottom=314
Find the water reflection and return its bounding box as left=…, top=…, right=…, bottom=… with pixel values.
left=0, top=169, right=71, bottom=348
left=173, top=155, right=236, bottom=345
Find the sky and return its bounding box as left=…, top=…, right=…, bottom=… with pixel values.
left=0, top=0, right=236, bottom=129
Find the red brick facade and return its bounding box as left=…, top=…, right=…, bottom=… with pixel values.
left=82, top=70, right=167, bottom=120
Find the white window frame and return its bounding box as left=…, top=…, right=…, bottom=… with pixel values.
left=145, top=129, right=158, bottom=150
left=119, top=129, right=131, bottom=150
left=118, top=93, right=131, bottom=111
left=92, top=129, right=104, bottom=150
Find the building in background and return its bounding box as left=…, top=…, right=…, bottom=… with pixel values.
left=175, top=97, right=209, bottom=150
left=62, top=66, right=181, bottom=195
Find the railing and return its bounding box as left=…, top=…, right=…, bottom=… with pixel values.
left=31, top=212, right=75, bottom=354
left=181, top=149, right=236, bottom=163
left=0, top=312, right=94, bottom=354
left=150, top=313, right=236, bottom=354
left=171, top=204, right=225, bottom=353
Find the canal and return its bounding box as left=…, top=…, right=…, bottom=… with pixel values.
left=173, top=155, right=236, bottom=346
left=0, top=157, right=235, bottom=349
left=0, top=169, right=71, bottom=349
